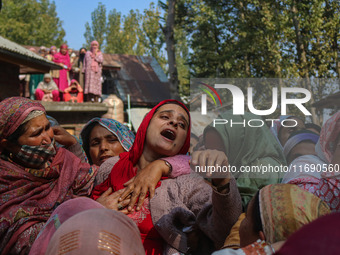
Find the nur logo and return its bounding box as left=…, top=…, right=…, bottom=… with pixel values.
left=199, top=82, right=223, bottom=115
left=200, top=84, right=312, bottom=116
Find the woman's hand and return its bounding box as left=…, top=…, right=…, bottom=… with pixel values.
left=191, top=149, right=231, bottom=191
left=52, top=126, right=77, bottom=147
left=118, top=159, right=170, bottom=212
left=96, top=188, right=131, bottom=214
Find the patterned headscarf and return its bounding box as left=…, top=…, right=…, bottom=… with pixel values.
left=259, top=184, right=330, bottom=244
left=0, top=97, right=46, bottom=141
left=80, top=118, right=135, bottom=164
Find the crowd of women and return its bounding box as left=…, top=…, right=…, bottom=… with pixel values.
left=20, top=41, right=103, bottom=103
left=0, top=96, right=339, bottom=255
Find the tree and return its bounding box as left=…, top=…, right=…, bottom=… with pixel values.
left=160, top=0, right=181, bottom=99
left=140, top=3, right=167, bottom=68
left=120, top=10, right=143, bottom=55
left=0, top=0, right=65, bottom=46
left=176, top=0, right=339, bottom=121
left=84, top=2, right=107, bottom=49
left=105, top=9, right=123, bottom=54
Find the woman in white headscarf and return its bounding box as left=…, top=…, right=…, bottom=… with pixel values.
left=35, top=73, right=60, bottom=101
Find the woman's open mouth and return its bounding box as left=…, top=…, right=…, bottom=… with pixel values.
left=161, top=129, right=176, bottom=141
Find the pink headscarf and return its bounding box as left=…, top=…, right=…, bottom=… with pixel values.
left=90, top=40, right=99, bottom=53
left=60, top=43, right=68, bottom=50
left=89, top=41, right=100, bottom=72
left=0, top=97, right=45, bottom=140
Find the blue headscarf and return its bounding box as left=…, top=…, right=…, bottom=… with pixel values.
left=80, top=118, right=135, bottom=164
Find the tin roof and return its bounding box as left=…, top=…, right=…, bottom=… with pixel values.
left=0, top=36, right=61, bottom=73
left=103, top=54, right=171, bottom=106
left=313, top=91, right=340, bottom=110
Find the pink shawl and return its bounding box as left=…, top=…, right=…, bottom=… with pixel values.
left=0, top=97, right=97, bottom=253
left=0, top=149, right=97, bottom=253
left=53, top=52, right=71, bottom=69
left=89, top=41, right=101, bottom=72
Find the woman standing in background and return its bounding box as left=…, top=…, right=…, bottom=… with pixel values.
left=53, top=44, right=71, bottom=100
left=83, top=41, right=103, bottom=102
left=73, top=47, right=87, bottom=88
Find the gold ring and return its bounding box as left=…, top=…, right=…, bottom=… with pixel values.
left=117, top=203, right=123, bottom=210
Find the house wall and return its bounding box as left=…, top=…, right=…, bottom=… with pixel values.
left=0, top=61, right=20, bottom=100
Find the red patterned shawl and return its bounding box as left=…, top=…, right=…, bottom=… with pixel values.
left=0, top=148, right=97, bottom=253
left=0, top=97, right=97, bottom=253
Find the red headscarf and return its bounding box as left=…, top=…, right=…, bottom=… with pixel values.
left=91, top=99, right=191, bottom=199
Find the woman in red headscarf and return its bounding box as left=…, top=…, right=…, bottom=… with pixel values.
left=83, top=40, right=103, bottom=102
left=92, top=100, right=243, bottom=255
left=53, top=44, right=72, bottom=99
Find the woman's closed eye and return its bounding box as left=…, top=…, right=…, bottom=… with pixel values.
left=45, top=123, right=51, bottom=131
left=31, top=128, right=43, bottom=137
left=160, top=115, right=169, bottom=120
left=90, top=139, right=100, bottom=146
left=106, top=136, right=119, bottom=143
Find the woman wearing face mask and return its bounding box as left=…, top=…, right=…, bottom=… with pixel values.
left=0, top=97, right=99, bottom=254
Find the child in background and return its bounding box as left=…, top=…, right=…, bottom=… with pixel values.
left=64, top=79, right=83, bottom=103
